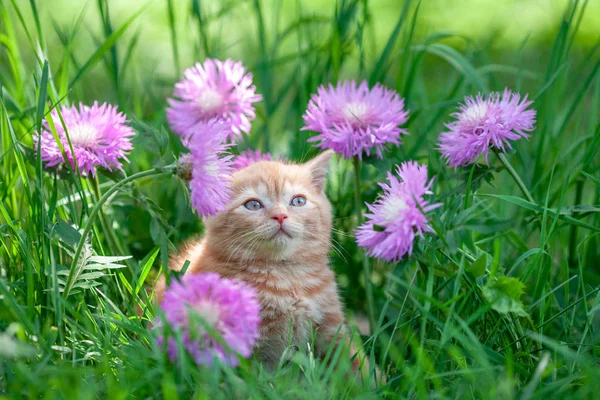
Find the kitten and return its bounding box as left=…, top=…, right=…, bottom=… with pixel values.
left=156, top=150, right=360, bottom=369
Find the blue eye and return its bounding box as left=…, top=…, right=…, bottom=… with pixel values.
left=290, top=196, right=307, bottom=207
left=244, top=200, right=263, bottom=210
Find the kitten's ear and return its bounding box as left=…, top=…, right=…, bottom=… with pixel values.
left=304, top=150, right=333, bottom=191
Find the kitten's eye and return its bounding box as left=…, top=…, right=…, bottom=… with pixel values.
left=244, top=200, right=263, bottom=211
left=290, top=196, right=307, bottom=207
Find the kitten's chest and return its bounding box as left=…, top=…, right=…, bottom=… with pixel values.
left=263, top=292, right=322, bottom=322
left=247, top=268, right=334, bottom=324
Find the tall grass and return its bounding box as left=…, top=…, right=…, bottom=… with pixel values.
left=1, top=0, right=599, bottom=398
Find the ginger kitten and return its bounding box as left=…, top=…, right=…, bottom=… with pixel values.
left=156, top=150, right=357, bottom=368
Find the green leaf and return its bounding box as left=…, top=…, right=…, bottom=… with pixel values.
left=476, top=64, right=538, bottom=79
left=461, top=217, right=514, bottom=234
left=468, top=254, right=489, bottom=277
left=166, top=0, right=180, bottom=72
left=77, top=272, right=106, bottom=281
left=72, top=281, right=102, bottom=290
left=559, top=205, right=600, bottom=214
left=156, top=126, right=170, bottom=156
left=446, top=228, right=460, bottom=254
left=433, top=262, right=457, bottom=278
left=369, top=0, right=412, bottom=84
left=558, top=51, right=600, bottom=134
left=50, top=219, right=81, bottom=248
left=69, top=5, right=146, bottom=88
left=413, top=43, right=487, bottom=92
left=373, top=224, right=386, bottom=232
left=87, top=255, right=131, bottom=264
left=508, top=248, right=548, bottom=275
left=35, top=60, right=49, bottom=130
left=99, top=168, right=127, bottom=183
left=482, top=275, right=528, bottom=317
left=482, top=194, right=600, bottom=232
left=60, top=241, right=129, bottom=295
left=135, top=247, right=159, bottom=296
left=581, top=170, right=600, bottom=186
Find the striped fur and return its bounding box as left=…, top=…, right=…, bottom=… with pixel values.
left=156, top=151, right=358, bottom=369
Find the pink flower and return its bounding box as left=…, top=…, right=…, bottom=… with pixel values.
left=438, top=88, right=536, bottom=167
left=184, top=120, right=234, bottom=217
left=302, top=80, right=409, bottom=159
left=35, top=102, right=134, bottom=176
left=158, top=273, right=261, bottom=366
left=167, top=59, right=262, bottom=142
left=232, top=149, right=274, bottom=171
left=355, top=161, right=441, bottom=262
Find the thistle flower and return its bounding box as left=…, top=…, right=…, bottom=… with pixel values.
left=35, top=102, right=134, bottom=176
left=167, top=59, right=262, bottom=142
left=438, top=88, right=536, bottom=168
left=355, top=161, right=441, bottom=262
left=232, top=149, right=274, bottom=171
left=183, top=120, right=234, bottom=217
left=158, top=273, right=261, bottom=367
left=302, top=80, right=409, bottom=159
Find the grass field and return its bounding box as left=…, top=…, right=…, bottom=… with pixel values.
left=1, top=0, right=600, bottom=398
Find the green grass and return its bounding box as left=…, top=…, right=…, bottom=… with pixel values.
left=1, top=0, right=600, bottom=398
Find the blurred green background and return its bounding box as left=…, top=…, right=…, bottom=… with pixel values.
left=8, top=0, right=600, bottom=106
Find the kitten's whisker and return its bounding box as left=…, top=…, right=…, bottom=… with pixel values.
left=329, top=241, right=349, bottom=264
left=218, top=231, right=262, bottom=262
left=222, top=233, right=261, bottom=263
left=333, top=216, right=355, bottom=222
left=330, top=237, right=351, bottom=257
left=331, top=228, right=353, bottom=238
left=317, top=240, right=348, bottom=264
left=235, top=235, right=264, bottom=264
left=212, top=230, right=257, bottom=248
left=301, top=234, right=348, bottom=264
left=246, top=237, right=265, bottom=262
left=227, top=232, right=266, bottom=263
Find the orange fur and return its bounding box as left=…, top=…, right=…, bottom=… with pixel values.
left=155, top=151, right=358, bottom=368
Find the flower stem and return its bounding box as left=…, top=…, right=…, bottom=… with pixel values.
left=495, top=150, right=535, bottom=204
left=92, top=175, right=130, bottom=267
left=63, top=165, right=177, bottom=298
left=353, top=156, right=375, bottom=335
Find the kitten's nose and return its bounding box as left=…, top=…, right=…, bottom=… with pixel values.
left=272, top=213, right=288, bottom=225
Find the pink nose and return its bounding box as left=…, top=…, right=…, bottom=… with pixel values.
left=272, top=214, right=288, bottom=225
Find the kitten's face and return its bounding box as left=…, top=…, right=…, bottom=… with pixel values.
left=204, top=151, right=333, bottom=262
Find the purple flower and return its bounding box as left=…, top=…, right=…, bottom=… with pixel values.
left=184, top=121, right=234, bottom=217
left=35, top=102, right=134, bottom=176
left=438, top=88, right=536, bottom=168
left=302, top=80, right=409, bottom=159
left=232, top=149, right=274, bottom=171
left=167, top=59, right=262, bottom=142
left=158, top=273, right=261, bottom=367
left=355, top=161, right=441, bottom=262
